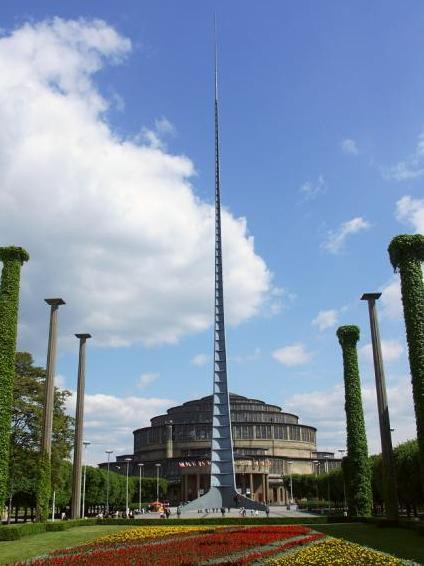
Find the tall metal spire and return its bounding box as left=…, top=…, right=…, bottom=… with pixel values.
left=183, top=23, right=264, bottom=512
left=210, top=15, right=236, bottom=494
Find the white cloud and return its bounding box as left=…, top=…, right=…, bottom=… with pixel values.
left=137, top=372, right=159, bottom=388
left=272, top=343, right=312, bottom=367
left=0, top=18, right=272, bottom=351
left=191, top=353, right=209, bottom=366
left=380, top=277, right=402, bottom=320
left=341, top=138, right=359, bottom=155
left=360, top=339, right=404, bottom=364
left=154, top=116, right=175, bottom=136
left=312, top=309, right=338, bottom=331
left=66, top=391, right=176, bottom=464
left=385, top=133, right=424, bottom=181
left=139, top=117, right=175, bottom=150
left=231, top=347, right=261, bottom=364
left=262, top=286, right=295, bottom=317
left=322, top=217, right=370, bottom=254
left=299, top=175, right=326, bottom=201
left=55, top=374, right=66, bottom=389
left=285, top=376, right=416, bottom=454
left=395, top=195, right=424, bottom=233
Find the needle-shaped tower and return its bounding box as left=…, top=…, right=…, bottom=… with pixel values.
left=183, top=29, right=265, bottom=512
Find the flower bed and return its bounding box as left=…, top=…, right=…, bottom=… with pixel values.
left=24, top=525, right=316, bottom=565
left=266, top=537, right=406, bottom=565
left=50, top=525, right=214, bottom=555
left=20, top=525, right=406, bottom=565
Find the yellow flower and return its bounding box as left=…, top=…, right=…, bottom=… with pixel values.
left=266, top=537, right=404, bottom=565
left=87, top=525, right=218, bottom=547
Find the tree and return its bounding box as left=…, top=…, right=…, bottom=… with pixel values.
left=388, top=234, right=424, bottom=489
left=337, top=325, right=372, bottom=517
left=394, top=439, right=422, bottom=516
left=0, top=247, right=29, bottom=509
left=8, top=353, right=74, bottom=520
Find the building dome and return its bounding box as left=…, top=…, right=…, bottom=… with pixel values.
left=102, top=393, right=340, bottom=505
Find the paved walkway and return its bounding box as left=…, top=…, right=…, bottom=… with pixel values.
left=137, top=506, right=315, bottom=520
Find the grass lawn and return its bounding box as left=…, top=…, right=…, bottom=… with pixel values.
left=317, top=523, right=424, bottom=564
left=0, top=525, right=129, bottom=564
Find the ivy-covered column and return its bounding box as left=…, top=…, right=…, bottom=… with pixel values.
left=337, top=325, right=372, bottom=517
left=0, top=246, right=29, bottom=509
left=388, top=234, right=424, bottom=486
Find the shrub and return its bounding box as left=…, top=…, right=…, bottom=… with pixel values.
left=0, top=522, right=45, bottom=540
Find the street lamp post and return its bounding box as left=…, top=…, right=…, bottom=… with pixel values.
left=137, top=463, right=144, bottom=512
left=361, top=293, right=399, bottom=520
left=338, top=449, right=347, bottom=510
left=155, top=463, right=161, bottom=502
left=313, top=460, right=319, bottom=500
left=81, top=441, right=90, bottom=519
left=324, top=455, right=331, bottom=509
left=287, top=461, right=293, bottom=505
left=105, top=450, right=113, bottom=514
left=125, top=458, right=132, bottom=518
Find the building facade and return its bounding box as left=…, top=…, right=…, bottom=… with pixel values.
left=101, top=393, right=340, bottom=505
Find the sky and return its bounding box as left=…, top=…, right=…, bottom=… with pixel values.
left=0, top=1, right=423, bottom=466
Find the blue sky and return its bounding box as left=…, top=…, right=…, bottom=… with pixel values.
left=0, top=1, right=423, bottom=464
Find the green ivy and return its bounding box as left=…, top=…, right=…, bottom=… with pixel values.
left=337, top=325, right=372, bottom=517
left=36, top=452, right=51, bottom=522
left=0, top=247, right=29, bottom=510
left=388, top=234, right=424, bottom=489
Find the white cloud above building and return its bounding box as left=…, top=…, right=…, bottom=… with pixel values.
left=360, top=339, right=404, bottom=364
left=272, top=343, right=312, bottom=367
left=0, top=18, right=273, bottom=351
left=312, top=309, right=339, bottom=331
left=285, top=376, right=416, bottom=454
left=395, top=195, right=424, bottom=233
left=341, top=138, right=359, bottom=155
left=322, top=217, right=370, bottom=254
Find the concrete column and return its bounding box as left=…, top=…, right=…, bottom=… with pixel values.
left=182, top=474, right=188, bottom=501
left=196, top=473, right=200, bottom=498
left=361, top=293, right=398, bottom=520
left=249, top=473, right=254, bottom=500
left=41, top=299, right=65, bottom=456
left=71, top=334, right=91, bottom=519
left=165, top=423, right=173, bottom=458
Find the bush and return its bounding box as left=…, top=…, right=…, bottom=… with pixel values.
left=97, top=517, right=329, bottom=526
left=46, top=518, right=97, bottom=531
left=0, top=522, right=46, bottom=540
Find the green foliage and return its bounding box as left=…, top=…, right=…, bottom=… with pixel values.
left=393, top=440, right=423, bottom=514
left=388, top=234, right=424, bottom=270
left=0, top=246, right=29, bottom=509
left=290, top=469, right=346, bottom=510
left=8, top=353, right=74, bottom=518
left=337, top=325, right=372, bottom=517
left=98, top=516, right=328, bottom=526
left=82, top=467, right=168, bottom=513
left=46, top=518, right=97, bottom=531
left=0, top=522, right=46, bottom=540
left=36, top=453, right=51, bottom=522
left=388, top=234, right=424, bottom=489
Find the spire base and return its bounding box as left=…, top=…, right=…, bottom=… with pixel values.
left=182, top=486, right=266, bottom=512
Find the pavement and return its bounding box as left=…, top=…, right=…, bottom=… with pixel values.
left=136, top=506, right=315, bottom=520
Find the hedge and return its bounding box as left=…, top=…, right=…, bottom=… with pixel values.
left=0, top=519, right=98, bottom=540
left=97, top=517, right=329, bottom=526
left=46, top=518, right=97, bottom=531
left=0, top=522, right=45, bottom=540
left=388, top=234, right=424, bottom=489
left=337, top=325, right=372, bottom=517
left=0, top=246, right=29, bottom=508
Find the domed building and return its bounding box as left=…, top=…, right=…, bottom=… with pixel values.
left=103, top=393, right=341, bottom=505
